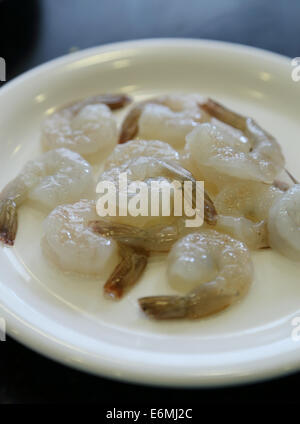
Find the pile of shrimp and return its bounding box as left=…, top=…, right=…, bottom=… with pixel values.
left=1, top=92, right=299, bottom=321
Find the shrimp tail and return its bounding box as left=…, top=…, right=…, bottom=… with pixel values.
left=204, top=192, right=217, bottom=225
left=90, top=220, right=179, bottom=252
left=139, top=289, right=232, bottom=320
left=0, top=199, right=18, bottom=245
left=96, top=94, right=132, bottom=110
left=104, top=244, right=148, bottom=299
left=139, top=295, right=188, bottom=319
left=119, top=98, right=164, bottom=143
left=201, top=98, right=246, bottom=131
left=119, top=105, right=143, bottom=143
left=70, top=94, right=131, bottom=114
left=201, top=98, right=275, bottom=144
left=159, top=160, right=218, bottom=225
left=90, top=219, right=144, bottom=240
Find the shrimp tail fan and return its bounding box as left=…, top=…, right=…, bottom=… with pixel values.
left=139, top=295, right=188, bottom=319
left=0, top=199, right=18, bottom=245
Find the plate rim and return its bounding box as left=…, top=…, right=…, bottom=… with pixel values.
left=0, top=37, right=292, bottom=96
left=0, top=38, right=299, bottom=388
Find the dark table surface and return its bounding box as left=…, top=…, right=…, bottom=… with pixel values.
left=0, top=0, right=300, bottom=405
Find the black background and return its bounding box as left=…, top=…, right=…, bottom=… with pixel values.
left=0, top=0, right=300, bottom=405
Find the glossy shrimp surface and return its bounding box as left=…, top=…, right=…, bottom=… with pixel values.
left=0, top=148, right=93, bottom=245
left=42, top=94, right=130, bottom=157
left=119, top=94, right=210, bottom=147
left=139, top=230, right=253, bottom=320
left=214, top=181, right=284, bottom=249
left=186, top=99, right=285, bottom=183
left=268, top=185, right=300, bottom=260
left=43, top=201, right=149, bottom=299
left=104, top=139, right=180, bottom=171
left=42, top=200, right=118, bottom=275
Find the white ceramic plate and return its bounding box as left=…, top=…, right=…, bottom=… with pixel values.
left=0, top=39, right=300, bottom=387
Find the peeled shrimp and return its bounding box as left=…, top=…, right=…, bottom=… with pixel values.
left=103, top=242, right=149, bottom=299
left=0, top=148, right=93, bottom=245
left=104, top=139, right=180, bottom=171
left=119, top=94, right=210, bottom=147
left=98, top=156, right=217, bottom=227
left=91, top=217, right=198, bottom=299
left=90, top=219, right=181, bottom=252
left=90, top=220, right=182, bottom=299
left=42, top=200, right=118, bottom=275
left=186, top=99, right=285, bottom=183
left=268, top=185, right=300, bottom=260
left=42, top=200, right=149, bottom=299
left=42, top=94, right=130, bottom=157
left=139, top=230, right=253, bottom=320
left=214, top=181, right=284, bottom=249
left=91, top=217, right=222, bottom=300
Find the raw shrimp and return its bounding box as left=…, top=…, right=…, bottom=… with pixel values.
left=180, top=153, right=241, bottom=197
left=104, top=139, right=180, bottom=171
left=98, top=156, right=217, bottom=227
left=42, top=94, right=130, bottom=157
left=0, top=148, right=93, bottom=245
left=181, top=114, right=251, bottom=194
left=268, top=184, right=300, bottom=260
left=103, top=242, right=149, bottom=299
left=90, top=220, right=181, bottom=299
left=186, top=99, right=285, bottom=183
left=42, top=200, right=118, bottom=275
left=43, top=200, right=148, bottom=299
left=90, top=218, right=192, bottom=299
left=214, top=181, right=284, bottom=249
left=90, top=219, right=181, bottom=252
left=139, top=230, right=253, bottom=320
left=119, top=94, right=210, bottom=147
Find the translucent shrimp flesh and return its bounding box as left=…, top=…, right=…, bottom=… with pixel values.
left=139, top=230, right=253, bottom=320
left=268, top=184, right=300, bottom=260
left=42, top=200, right=150, bottom=299
left=42, top=94, right=131, bottom=157
left=0, top=148, right=93, bottom=245
left=186, top=99, right=285, bottom=183
left=104, top=139, right=180, bottom=171
left=214, top=181, right=284, bottom=249
left=119, top=94, right=210, bottom=147
left=42, top=200, right=118, bottom=275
